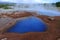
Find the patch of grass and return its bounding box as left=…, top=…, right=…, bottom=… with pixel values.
left=0, top=4, right=14, bottom=9
left=56, top=2, right=60, bottom=7
left=3, top=6, right=12, bottom=9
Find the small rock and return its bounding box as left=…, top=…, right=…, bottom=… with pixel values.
left=1, top=38, right=7, bottom=40
left=48, top=17, right=55, bottom=21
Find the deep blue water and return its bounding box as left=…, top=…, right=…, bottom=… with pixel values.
left=7, top=17, right=47, bottom=33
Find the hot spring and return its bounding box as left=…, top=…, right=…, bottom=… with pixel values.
left=7, top=16, right=48, bottom=33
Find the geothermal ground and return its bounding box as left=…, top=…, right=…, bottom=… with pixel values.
left=0, top=11, right=60, bottom=40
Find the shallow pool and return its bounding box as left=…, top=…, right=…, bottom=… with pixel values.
left=7, top=17, right=48, bottom=33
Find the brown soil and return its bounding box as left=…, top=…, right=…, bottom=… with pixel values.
left=0, top=11, right=60, bottom=40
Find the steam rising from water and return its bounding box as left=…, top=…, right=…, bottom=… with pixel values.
left=0, top=4, right=60, bottom=16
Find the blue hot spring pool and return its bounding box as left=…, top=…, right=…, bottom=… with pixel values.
left=7, top=17, right=48, bottom=33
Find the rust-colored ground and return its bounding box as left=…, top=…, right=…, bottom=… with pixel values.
left=0, top=11, right=60, bottom=40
